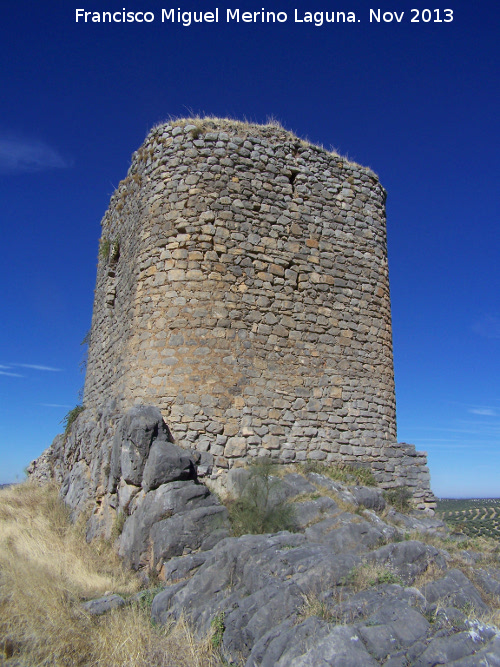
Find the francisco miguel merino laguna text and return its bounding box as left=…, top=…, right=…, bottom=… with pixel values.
left=75, top=8, right=454, bottom=25
left=75, top=8, right=360, bottom=26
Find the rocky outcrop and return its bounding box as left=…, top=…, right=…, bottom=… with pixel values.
left=28, top=404, right=229, bottom=563
left=148, top=480, right=500, bottom=666
left=30, top=406, right=499, bottom=665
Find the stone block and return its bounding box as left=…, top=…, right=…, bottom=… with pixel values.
left=224, top=437, right=247, bottom=458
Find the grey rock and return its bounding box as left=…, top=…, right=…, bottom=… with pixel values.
left=382, top=651, right=410, bottom=667
left=110, top=405, right=172, bottom=488
left=361, top=509, right=401, bottom=542
left=276, top=625, right=378, bottom=666
left=151, top=582, right=188, bottom=625
left=82, top=594, right=126, bottom=615
left=367, top=540, right=447, bottom=584
left=151, top=533, right=306, bottom=636
left=118, top=480, right=219, bottom=568
left=422, top=568, right=489, bottom=613
left=247, top=617, right=330, bottom=667
left=306, top=472, right=358, bottom=506
left=162, top=552, right=210, bottom=583
left=459, top=549, right=484, bottom=565
left=141, top=487, right=499, bottom=665
left=222, top=582, right=303, bottom=659
left=150, top=504, right=229, bottom=566
left=474, top=567, right=500, bottom=602
left=225, top=467, right=251, bottom=497
left=413, top=630, right=486, bottom=667
left=280, top=473, right=317, bottom=498
left=434, top=605, right=468, bottom=630
left=61, top=459, right=91, bottom=516
left=352, top=485, right=386, bottom=511
left=360, top=598, right=430, bottom=651
left=292, top=495, right=339, bottom=529
left=445, top=634, right=500, bottom=666
left=142, top=441, right=195, bottom=491
left=387, top=508, right=447, bottom=534
left=332, top=584, right=428, bottom=625
left=304, top=513, right=385, bottom=553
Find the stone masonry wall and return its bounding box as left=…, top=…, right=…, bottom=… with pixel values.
left=83, top=119, right=434, bottom=508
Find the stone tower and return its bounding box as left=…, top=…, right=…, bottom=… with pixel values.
left=83, top=118, right=433, bottom=506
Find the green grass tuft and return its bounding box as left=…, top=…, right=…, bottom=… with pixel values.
left=61, top=405, right=85, bottom=440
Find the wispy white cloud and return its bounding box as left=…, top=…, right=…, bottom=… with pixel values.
left=469, top=408, right=497, bottom=417
left=0, top=370, right=24, bottom=377
left=0, top=137, right=71, bottom=174
left=13, top=364, right=62, bottom=372
left=472, top=315, right=500, bottom=339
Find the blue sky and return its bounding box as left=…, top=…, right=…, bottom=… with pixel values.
left=0, top=1, right=498, bottom=497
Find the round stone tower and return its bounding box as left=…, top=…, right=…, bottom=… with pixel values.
left=84, top=118, right=397, bottom=475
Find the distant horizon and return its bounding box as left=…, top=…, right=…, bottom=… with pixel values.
left=1, top=481, right=499, bottom=503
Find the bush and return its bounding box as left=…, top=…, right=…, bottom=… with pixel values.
left=384, top=486, right=413, bottom=513
left=225, top=459, right=296, bottom=536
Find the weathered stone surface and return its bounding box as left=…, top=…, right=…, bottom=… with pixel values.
left=61, top=459, right=91, bottom=518
left=31, top=466, right=494, bottom=666
left=352, top=485, right=386, bottom=512
left=442, top=634, right=500, bottom=666
left=224, top=467, right=252, bottom=497
left=162, top=552, right=210, bottom=583
left=474, top=568, right=500, bottom=602
left=279, top=473, right=318, bottom=498
left=292, top=495, right=339, bottom=529
left=149, top=504, right=229, bottom=566
left=367, top=540, right=448, bottom=584
left=386, top=508, right=447, bottom=534
left=304, top=513, right=386, bottom=553
left=81, top=594, right=126, bottom=616
left=141, top=441, right=195, bottom=491
left=413, top=631, right=488, bottom=667
left=149, top=521, right=500, bottom=666
left=110, top=405, right=172, bottom=489
left=276, top=625, right=379, bottom=666
left=142, top=469, right=498, bottom=664
left=358, top=598, right=430, bottom=656
left=246, top=617, right=329, bottom=667
left=118, top=480, right=222, bottom=569
left=422, top=568, right=490, bottom=613
left=306, top=472, right=359, bottom=507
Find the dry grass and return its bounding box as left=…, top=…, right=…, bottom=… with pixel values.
left=0, top=482, right=223, bottom=666
left=477, top=608, right=500, bottom=629
left=347, top=562, right=402, bottom=592
left=412, top=561, right=448, bottom=590
left=147, top=114, right=367, bottom=167
left=294, top=460, right=377, bottom=488
left=406, top=529, right=500, bottom=567
left=407, top=531, right=500, bottom=626
left=298, top=591, right=336, bottom=623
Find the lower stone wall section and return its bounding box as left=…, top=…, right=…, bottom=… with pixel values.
left=28, top=403, right=435, bottom=515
